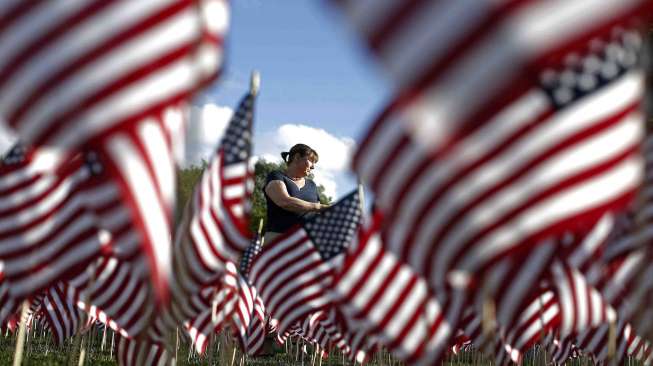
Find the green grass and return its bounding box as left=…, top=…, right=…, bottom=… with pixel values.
left=0, top=328, right=646, bottom=365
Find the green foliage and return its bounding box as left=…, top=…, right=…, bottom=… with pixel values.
left=175, top=159, right=332, bottom=234
left=176, top=162, right=207, bottom=223
left=249, top=159, right=281, bottom=234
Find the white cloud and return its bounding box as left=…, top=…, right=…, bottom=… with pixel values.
left=254, top=124, right=357, bottom=199
left=184, top=103, right=233, bottom=167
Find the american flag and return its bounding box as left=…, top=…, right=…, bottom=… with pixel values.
left=0, top=0, right=230, bottom=309
left=338, top=314, right=378, bottom=364
left=301, top=308, right=364, bottom=359
left=185, top=262, right=238, bottom=355
left=476, top=238, right=558, bottom=330
left=0, top=269, right=17, bottom=327
left=96, top=103, right=188, bottom=305
left=544, top=195, right=648, bottom=358
left=0, top=0, right=228, bottom=159
left=451, top=309, right=481, bottom=355
left=67, top=255, right=155, bottom=338
left=562, top=213, right=614, bottom=284
left=115, top=335, right=170, bottom=366
left=38, top=282, right=85, bottom=346
left=620, top=323, right=653, bottom=364
left=240, top=232, right=262, bottom=277
left=0, top=145, right=109, bottom=300
left=171, top=90, right=256, bottom=323
left=572, top=318, right=653, bottom=364
left=296, top=309, right=362, bottom=361
left=337, top=0, right=652, bottom=298
left=244, top=294, right=266, bottom=356
left=550, top=259, right=616, bottom=339
left=249, top=190, right=361, bottom=335
left=543, top=334, right=581, bottom=366
left=610, top=134, right=653, bottom=339
left=230, top=266, right=256, bottom=351
left=496, top=288, right=560, bottom=365
left=0, top=115, right=188, bottom=342
left=571, top=245, right=648, bottom=363
left=232, top=234, right=266, bottom=354
left=297, top=311, right=332, bottom=351
left=332, top=209, right=465, bottom=364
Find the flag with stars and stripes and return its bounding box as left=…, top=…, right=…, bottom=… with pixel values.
left=0, top=0, right=228, bottom=163
left=240, top=232, right=262, bottom=276
left=334, top=0, right=652, bottom=304
left=549, top=259, right=616, bottom=339
left=231, top=234, right=266, bottom=354
left=0, top=0, right=230, bottom=311
left=66, top=255, right=156, bottom=339
left=114, top=335, right=171, bottom=366
left=0, top=270, right=18, bottom=330
left=170, top=89, right=256, bottom=325
left=0, top=145, right=112, bottom=301
left=496, top=287, right=560, bottom=365
left=184, top=263, right=239, bottom=355
left=95, top=103, right=188, bottom=306
left=38, top=282, right=86, bottom=346
left=332, top=209, right=464, bottom=365
left=244, top=294, right=266, bottom=356
left=249, top=189, right=362, bottom=335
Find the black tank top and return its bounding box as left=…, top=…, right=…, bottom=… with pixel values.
left=264, top=171, right=319, bottom=233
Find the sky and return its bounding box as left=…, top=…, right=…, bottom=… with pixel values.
left=186, top=0, right=391, bottom=199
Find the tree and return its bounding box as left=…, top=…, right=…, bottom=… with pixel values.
left=176, top=159, right=332, bottom=234
left=176, top=161, right=206, bottom=223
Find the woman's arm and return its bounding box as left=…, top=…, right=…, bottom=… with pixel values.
left=265, top=180, right=329, bottom=214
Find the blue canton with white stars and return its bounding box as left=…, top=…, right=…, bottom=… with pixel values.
left=539, top=28, right=641, bottom=109
left=240, top=234, right=263, bottom=279
left=84, top=151, right=104, bottom=177
left=221, top=93, right=255, bottom=165
left=2, top=143, right=27, bottom=165
left=302, top=190, right=362, bottom=261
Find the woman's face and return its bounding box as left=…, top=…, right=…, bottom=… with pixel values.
left=291, top=154, right=316, bottom=177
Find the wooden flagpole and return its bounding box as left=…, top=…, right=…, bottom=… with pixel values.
left=481, top=296, right=496, bottom=360
left=250, top=70, right=260, bottom=97
left=537, top=291, right=548, bottom=365
left=71, top=262, right=97, bottom=366
left=175, top=327, right=179, bottom=361
left=357, top=178, right=365, bottom=214
left=101, top=325, right=107, bottom=352
left=77, top=335, right=87, bottom=366
left=109, top=330, right=114, bottom=358
left=12, top=300, right=30, bottom=366
left=607, top=319, right=617, bottom=366
left=258, top=218, right=264, bottom=240
left=207, top=332, right=216, bottom=366
left=230, top=343, right=237, bottom=366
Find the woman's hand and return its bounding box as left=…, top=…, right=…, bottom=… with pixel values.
left=314, top=203, right=330, bottom=212
left=266, top=180, right=328, bottom=214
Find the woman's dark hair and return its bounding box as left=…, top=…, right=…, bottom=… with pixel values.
left=281, top=144, right=318, bottom=164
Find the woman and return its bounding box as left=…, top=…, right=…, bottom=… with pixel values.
left=264, top=143, right=329, bottom=241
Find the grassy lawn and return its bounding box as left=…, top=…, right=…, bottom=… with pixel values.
left=0, top=329, right=645, bottom=365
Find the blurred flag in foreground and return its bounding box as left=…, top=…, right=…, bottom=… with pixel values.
left=336, top=0, right=652, bottom=298
left=0, top=0, right=230, bottom=308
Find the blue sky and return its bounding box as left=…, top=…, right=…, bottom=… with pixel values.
left=199, top=0, right=390, bottom=138
left=188, top=1, right=391, bottom=198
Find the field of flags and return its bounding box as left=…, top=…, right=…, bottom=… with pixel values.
left=1, top=0, right=653, bottom=365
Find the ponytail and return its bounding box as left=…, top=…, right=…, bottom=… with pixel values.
left=282, top=144, right=318, bottom=164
